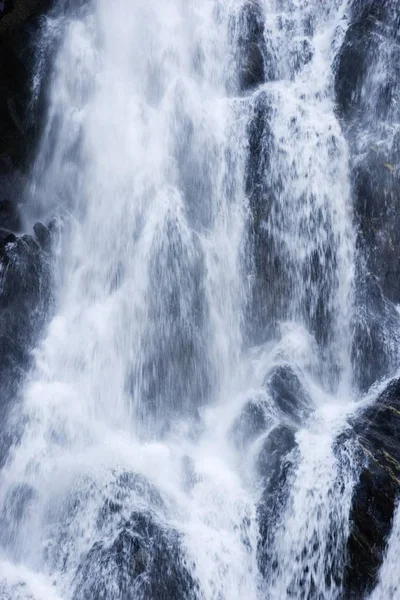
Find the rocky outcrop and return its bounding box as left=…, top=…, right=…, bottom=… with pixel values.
left=72, top=472, right=198, bottom=600
left=257, top=424, right=297, bottom=578
left=230, top=0, right=267, bottom=93
left=73, top=512, right=197, bottom=600
left=344, top=379, right=400, bottom=598
left=0, top=0, right=54, bottom=230
left=351, top=273, right=400, bottom=392
left=256, top=365, right=313, bottom=577
left=230, top=393, right=272, bottom=449
left=0, top=222, right=54, bottom=464
left=335, top=0, right=392, bottom=123
left=264, top=364, right=312, bottom=427
left=335, top=0, right=400, bottom=391
left=229, top=363, right=312, bottom=579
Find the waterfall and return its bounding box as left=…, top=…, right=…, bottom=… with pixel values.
left=0, top=0, right=398, bottom=599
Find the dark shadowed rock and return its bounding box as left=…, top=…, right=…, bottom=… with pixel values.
left=0, top=232, right=52, bottom=464
left=0, top=227, right=17, bottom=246
left=234, top=0, right=266, bottom=92
left=264, top=364, right=313, bottom=426
left=230, top=393, right=272, bottom=448
left=244, top=90, right=292, bottom=343
left=0, top=0, right=55, bottom=229
left=335, top=0, right=400, bottom=393
left=351, top=272, right=400, bottom=392
left=73, top=513, right=197, bottom=600
left=33, top=220, right=51, bottom=250
left=228, top=0, right=271, bottom=95
left=72, top=472, right=198, bottom=600
left=344, top=378, right=400, bottom=598
left=335, top=0, right=391, bottom=121
left=257, top=424, right=297, bottom=577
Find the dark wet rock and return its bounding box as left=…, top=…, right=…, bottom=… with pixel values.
left=0, top=193, right=21, bottom=230
left=335, top=0, right=391, bottom=121
left=230, top=393, right=272, bottom=448
left=257, top=424, right=297, bottom=577
left=344, top=378, right=400, bottom=598
left=264, top=364, right=313, bottom=426
left=0, top=232, right=52, bottom=463
left=256, top=366, right=313, bottom=576
left=244, top=90, right=291, bottom=343
left=233, top=0, right=267, bottom=92
left=73, top=513, right=197, bottom=600
left=335, top=0, right=400, bottom=393
left=352, top=144, right=400, bottom=305
left=257, top=424, right=296, bottom=479
left=335, top=0, right=400, bottom=301
left=351, top=272, right=400, bottom=392
left=73, top=472, right=198, bottom=600
left=0, top=227, right=17, bottom=246
left=0, top=0, right=55, bottom=228
left=33, top=220, right=51, bottom=250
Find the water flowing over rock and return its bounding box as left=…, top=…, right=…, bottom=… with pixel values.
left=344, top=379, right=400, bottom=598
left=0, top=0, right=400, bottom=599
left=336, top=0, right=400, bottom=391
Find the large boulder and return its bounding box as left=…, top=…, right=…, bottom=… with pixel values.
left=71, top=472, right=198, bottom=600
left=344, top=379, right=400, bottom=598
left=73, top=512, right=197, bottom=600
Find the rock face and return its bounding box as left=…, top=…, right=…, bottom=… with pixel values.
left=335, top=0, right=400, bottom=391
left=244, top=90, right=282, bottom=344
left=72, top=473, right=198, bottom=600
left=231, top=0, right=267, bottom=92
left=344, top=379, right=400, bottom=598
left=264, top=365, right=312, bottom=427
left=337, top=10, right=400, bottom=588
left=0, top=0, right=54, bottom=230
left=351, top=273, right=400, bottom=392
left=0, top=0, right=56, bottom=464
left=0, top=225, right=53, bottom=464
left=257, top=424, right=297, bottom=578
left=73, top=512, right=196, bottom=600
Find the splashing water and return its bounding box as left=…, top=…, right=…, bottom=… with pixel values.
left=0, top=1, right=376, bottom=599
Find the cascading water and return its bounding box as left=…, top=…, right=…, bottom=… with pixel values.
left=0, top=0, right=398, bottom=599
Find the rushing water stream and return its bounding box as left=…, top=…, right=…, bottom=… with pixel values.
left=0, top=0, right=398, bottom=598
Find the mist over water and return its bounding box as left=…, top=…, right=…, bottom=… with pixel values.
left=0, top=1, right=397, bottom=598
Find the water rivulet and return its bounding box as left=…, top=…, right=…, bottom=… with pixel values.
left=1, top=1, right=400, bottom=598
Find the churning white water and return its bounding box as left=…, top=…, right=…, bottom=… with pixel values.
left=0, top=0, right=383, bottom=598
